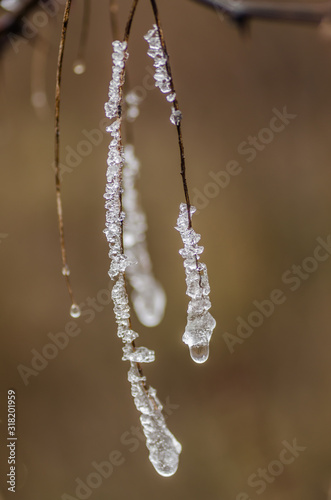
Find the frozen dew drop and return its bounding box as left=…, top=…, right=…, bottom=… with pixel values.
left=73, top=60, right=86, bottom=75
left=166, top=92, right=176, bottom=102
left=189, top=343, right=209, bottom=364
left=170, top=108, right=182, bottom=126
left=62, top=264, right=70, bottom=276
left=70, top=303, right=81, bottom=318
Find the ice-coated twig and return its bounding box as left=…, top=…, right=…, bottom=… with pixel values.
left=175, top=203, right=216, bottom=363
left=144, top=24, right=182, bottom=126
left=104, top=38, right=181, bottom=477
left=123, top=144, right=166, bottom=327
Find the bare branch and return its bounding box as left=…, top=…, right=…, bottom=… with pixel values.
left=189, top=0, right=331, bottom=25
left=0, top=0, right=40, bottom=50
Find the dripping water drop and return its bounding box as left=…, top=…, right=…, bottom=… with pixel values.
left=70, top=304, right=81, bottom=318
left=189, top=343, right=209, bottom=364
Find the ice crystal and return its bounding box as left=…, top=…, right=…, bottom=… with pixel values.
left=123, top=145, right=166, bottom=327
left=175, top=203, right=216, bottom=363
left=104, top=41, right=181, bottom=476
left=144, top=24, right=182, bottom=125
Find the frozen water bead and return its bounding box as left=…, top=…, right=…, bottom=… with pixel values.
left=170, top=107, right=182, bottom=126
left=122, top=345, right=155, bottom=363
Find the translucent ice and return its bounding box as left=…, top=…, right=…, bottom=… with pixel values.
left=175, top=203, right=216, bottom=363
left=144, top=25, right=182, bottom=125
left=123, top=145, right=166, bottom=327
left=189, top=343, right=209, bottom=363
left=170, top=107, right=182, bottom=126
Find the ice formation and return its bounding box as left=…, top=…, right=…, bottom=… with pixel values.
left=144, top=24, right=182, bottom=126
left=104, top=40, right=181, bottom=476
left=175, top=203, right=216, bottom=363
left=123, top=144, right=166, bottom=327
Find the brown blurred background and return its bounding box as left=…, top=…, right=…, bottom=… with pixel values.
left=1, top=1, right=331, bottom=499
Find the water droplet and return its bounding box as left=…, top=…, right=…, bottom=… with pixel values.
left=189, top=343, right=209, bottom=364
left=73, top=60, right=86, bottom=75
left=62, top=264, right=70, bottom=276
left=70, top=304, right=81, bottom=318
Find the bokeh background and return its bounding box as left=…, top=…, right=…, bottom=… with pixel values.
left=1, top=1, right=331, bottom=499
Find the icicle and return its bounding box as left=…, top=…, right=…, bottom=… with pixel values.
left=104, top=40, right=181, bottom=476
left=175, top=203, right=216, bottom=363
left=144, top=24, right=182, bottom=126
left=123, top=144, right=166, bottom=327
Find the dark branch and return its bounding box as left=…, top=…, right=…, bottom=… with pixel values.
left=1, top=0, right=331, bottom=56
left=0, top=0, right=40, bottom=50
left=189, top=0, right=331, bottom=25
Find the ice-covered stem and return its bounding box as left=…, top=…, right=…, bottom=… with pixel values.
left=145, top=0, right=192, bottom=227
left=104, top=35, right=181, bottom=476
left=109, top=1, right=166, bottom=327
left=123, top=145, right=166, bottom=327
left=175, top=203, right=216, bottom=363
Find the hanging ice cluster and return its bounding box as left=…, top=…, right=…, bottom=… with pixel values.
left=123, top=144, right=166, bottom=327
left=110, top=275, right=181, bottom=476
left=104, top=40, right=130, bottom=280
left=144, top=24, right=182, bottom=126
left=175, top=203, right=216, bottom=363
left=104, top=40, right=181, bottom=477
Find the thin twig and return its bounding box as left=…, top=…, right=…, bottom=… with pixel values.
left=54, top=0, right=76, bottom=307
left=110, top=0, right=149, bottom=385
left=149, top=0, right=192, bottom=227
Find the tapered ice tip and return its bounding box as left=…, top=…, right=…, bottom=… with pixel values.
left=150, top=447, right=181, bottom=477
left=189, top=343, right=209, bottom=364
left=152, top=459, right=179, bottom=477
left=70, top=304, right=81, bottom=318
